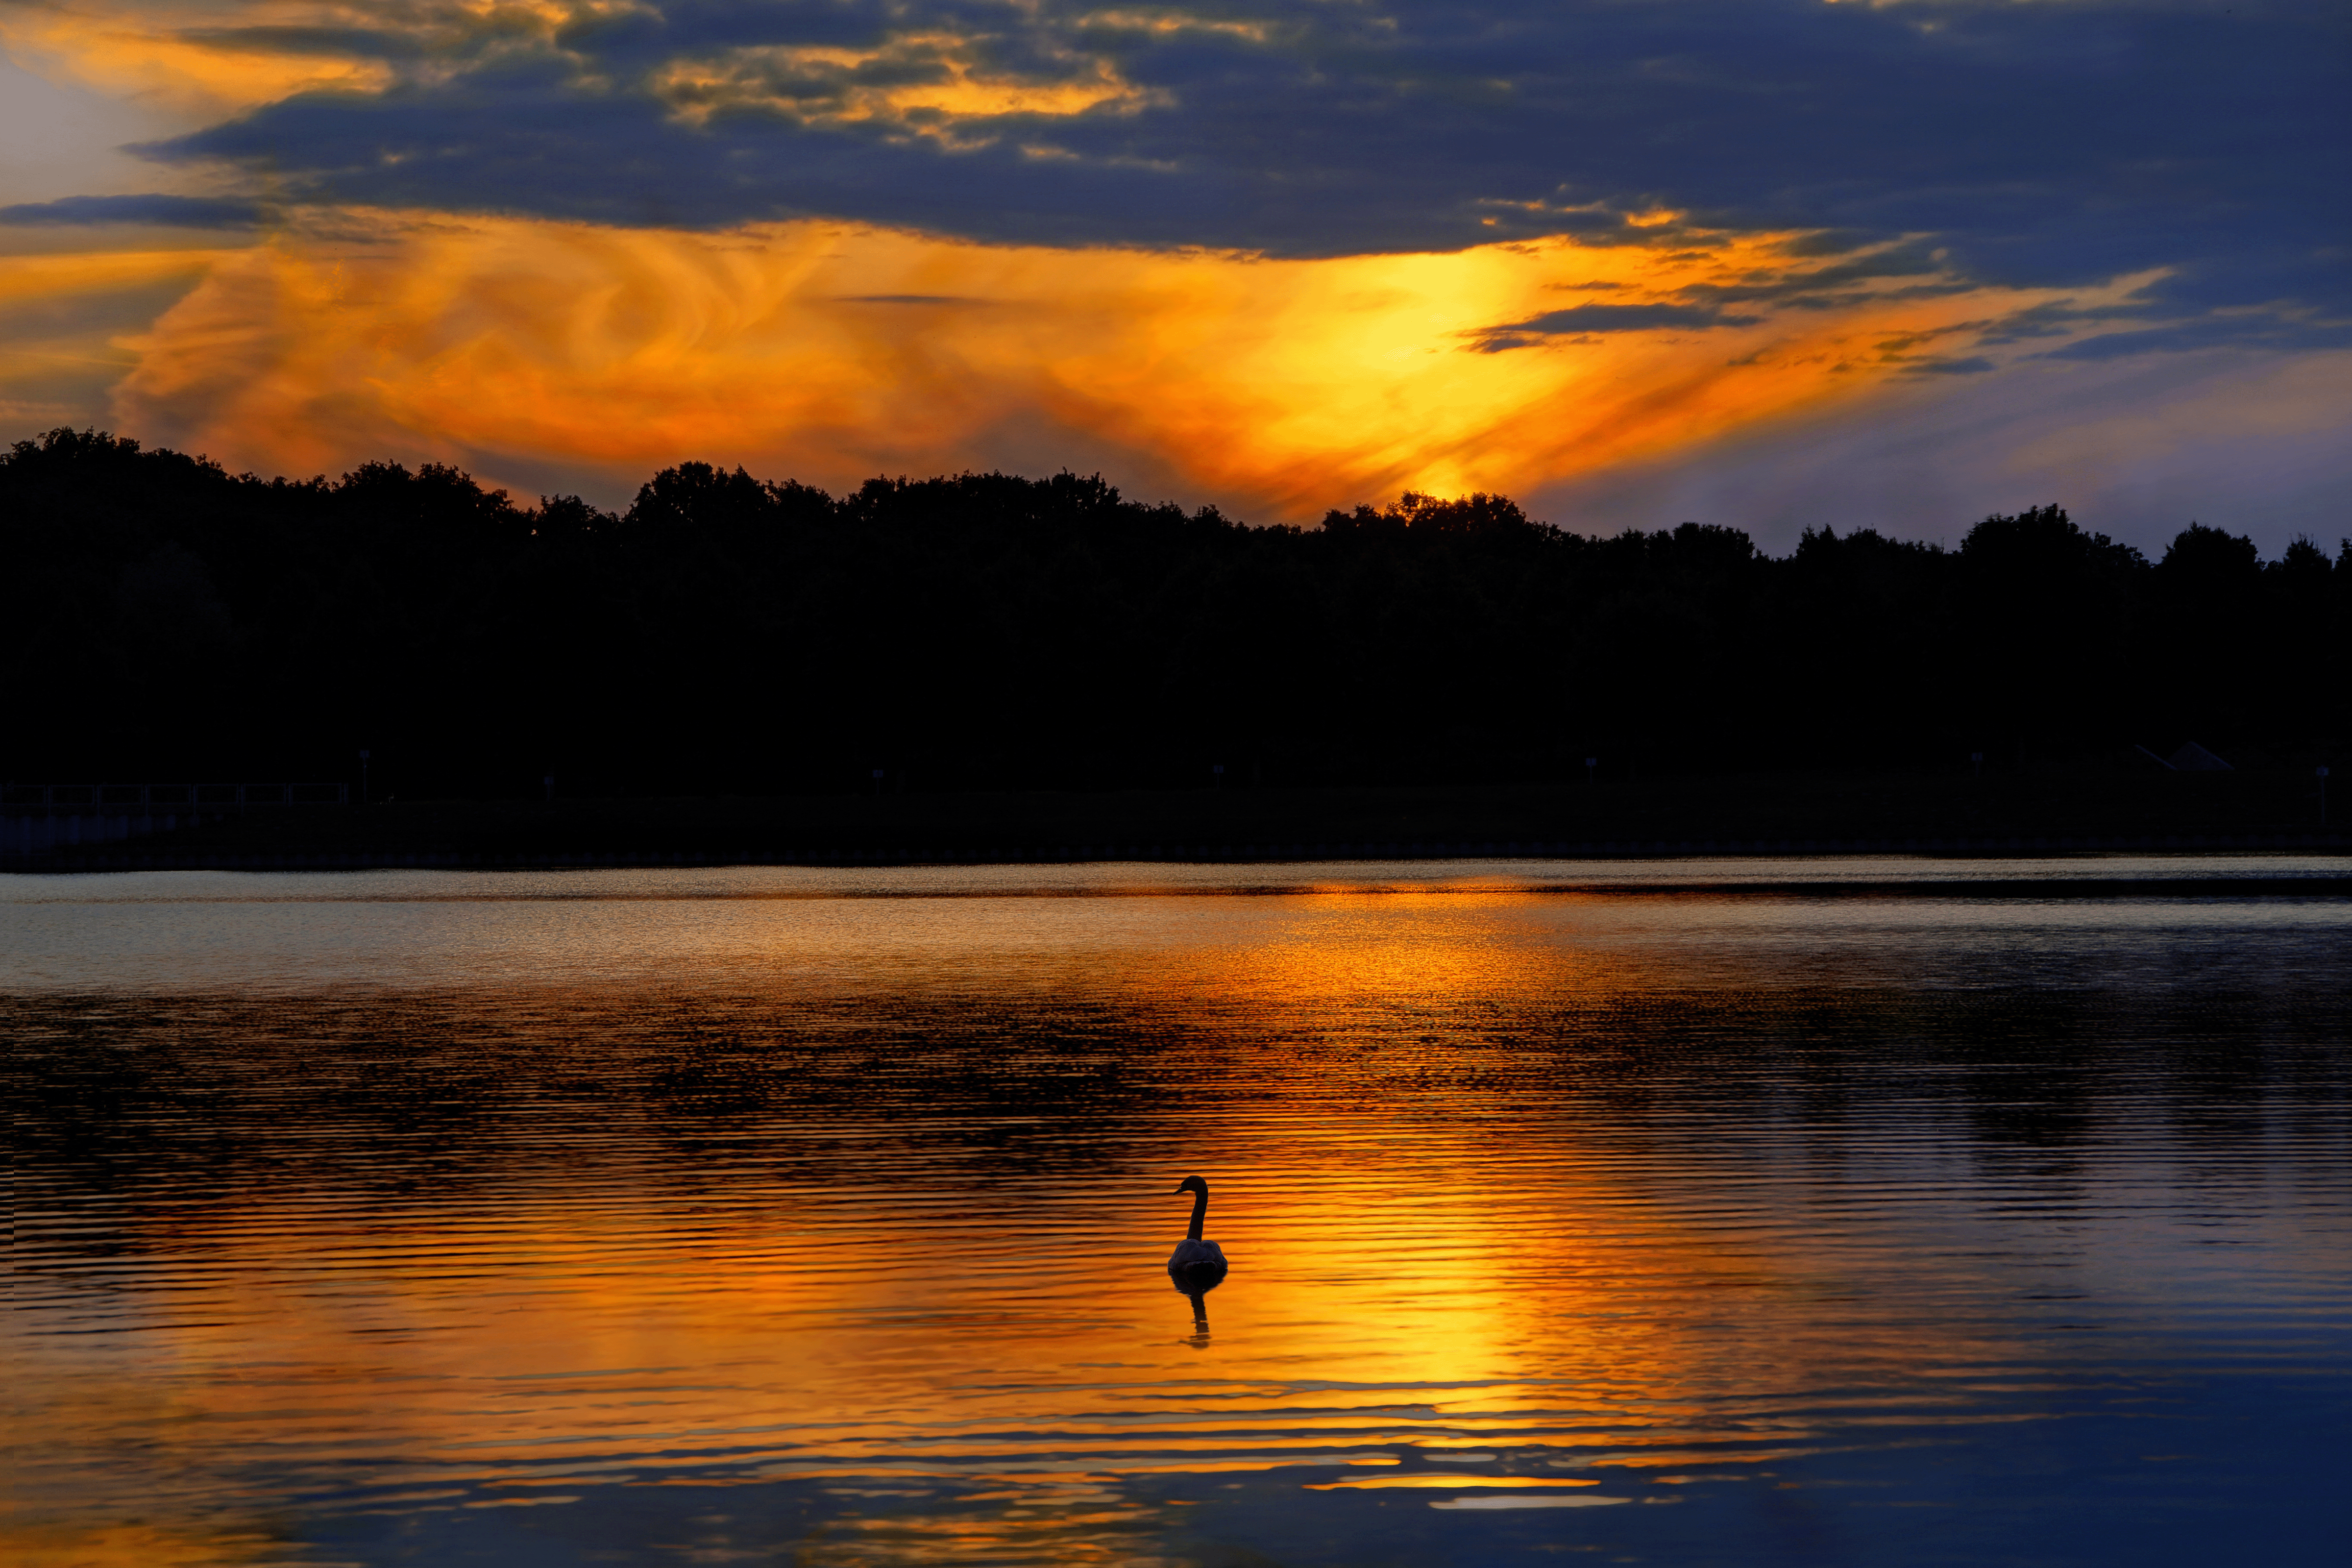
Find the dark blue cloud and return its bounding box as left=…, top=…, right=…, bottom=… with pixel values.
left=838, top=294, right=983, bottom=304
left=1498, top=304, right=1762, bottom=334
left=126, top=0, right=2350, bottom=353
left=2045, top=316, right=2352, bottom=358
left=0, top=194, right=267, bottom=229
left=1471, top=301, right=1762, bottom=350
left=1904, top=356, right=1997, bottom=376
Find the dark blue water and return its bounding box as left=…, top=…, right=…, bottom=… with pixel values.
left=8, top=858, right=2348, bottom=1567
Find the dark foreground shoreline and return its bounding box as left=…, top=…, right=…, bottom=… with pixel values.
left=8, top=771, right=2342, bottom=872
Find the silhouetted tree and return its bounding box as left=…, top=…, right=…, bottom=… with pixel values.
left=4, top=426, right=2342, bottom=793
left=1952, top=506, right=2147, bottom=763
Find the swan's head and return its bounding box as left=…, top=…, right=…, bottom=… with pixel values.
left=1173, top=1175, right=1208, bottom=1198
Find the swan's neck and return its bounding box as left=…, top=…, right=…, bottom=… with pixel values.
left=1187, top=1186, right=1207, bottom=1242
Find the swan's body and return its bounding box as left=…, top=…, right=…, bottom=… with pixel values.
left=1168, top=1175, right=1229, bottom=1278
left=1169, top=1236, right=1227, bottom=1270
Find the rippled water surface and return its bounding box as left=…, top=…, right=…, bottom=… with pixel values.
left=8, top=858, right=2349, bottom=1567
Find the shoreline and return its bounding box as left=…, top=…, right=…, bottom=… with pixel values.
left=7, top=773, right=2343, bottom=873
left=9, top=834, right=2346, bottom=875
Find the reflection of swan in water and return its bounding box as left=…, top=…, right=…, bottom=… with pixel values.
left=1168, top=1175, right=1229, bottom=1280
left=1176, top=1277, right=1217, bottom=1344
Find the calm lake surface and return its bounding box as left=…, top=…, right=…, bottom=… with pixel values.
left=8, top=857, right=2348, bottom=1568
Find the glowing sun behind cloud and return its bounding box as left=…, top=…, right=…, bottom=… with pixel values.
left=108, top=213, right=2096, bottom=513
left=2, top=0, right=2344, bottom=541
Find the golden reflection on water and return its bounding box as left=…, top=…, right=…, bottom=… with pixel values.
left=0, top=1100, right=2050, bottom=1552
left=7, top=861, right=2350, bottom=1566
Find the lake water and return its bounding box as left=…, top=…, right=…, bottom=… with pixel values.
left=8, top=858, right=2348, bottom=1568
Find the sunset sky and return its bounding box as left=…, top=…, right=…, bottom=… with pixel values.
left=2, top=0, right=2344, bottom=549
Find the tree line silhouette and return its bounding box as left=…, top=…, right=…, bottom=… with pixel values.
left=6, top=426, right=2343, bottom=796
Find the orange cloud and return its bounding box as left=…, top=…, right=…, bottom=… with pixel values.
left=0, top=247, right=228, bottom=427
left=0, top=246, right=227, bottom=309
left=0, top=2, right=395, bottom=121
left=655, top=36, right=1165, bottom=141
left=0, top=5, right=2142, bottom=513
left=94, top=211, right=2098, bottom=514
left=10, top=1, right=1153, bottom=140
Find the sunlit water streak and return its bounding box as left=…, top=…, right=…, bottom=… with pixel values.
left=6, top=858, right=2348, bottom=1567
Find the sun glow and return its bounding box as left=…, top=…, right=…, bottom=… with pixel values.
left=1, top=2, right=2153, bottom=517
left=83, top=211, right=2098, bottom=515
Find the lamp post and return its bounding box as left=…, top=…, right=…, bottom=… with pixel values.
left=2321, top=765, right=2330, bottom=828
left=1970, top=751, right=1983, bottom=780
left=359, top=749, right=370, bottom=805
left=1585, top=756, right=1597, bottom=787
left=1212, top=763, right=1225, bottom=788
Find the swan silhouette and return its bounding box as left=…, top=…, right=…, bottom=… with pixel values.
left=1168, top=1175, right=1229, bottom=1279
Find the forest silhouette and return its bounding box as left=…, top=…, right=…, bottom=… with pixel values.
left=6, top=427, right=2343, bottom=797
